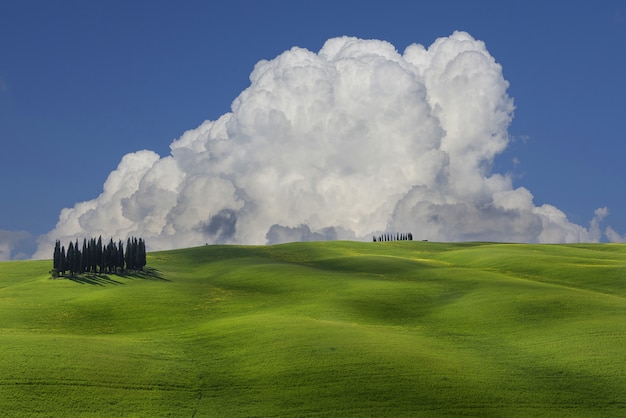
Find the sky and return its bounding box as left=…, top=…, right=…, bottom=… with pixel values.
left=1, top=0, right=625, bottom=260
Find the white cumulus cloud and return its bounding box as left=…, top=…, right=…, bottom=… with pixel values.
left=606, top=226, right=626, bottom=243
left=32, top=31, right=620, bottom=259
left=0, top=230, right=34, bottom=261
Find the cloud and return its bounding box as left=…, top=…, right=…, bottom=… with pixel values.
left=0, top=230, right=35, bottom=261
left=589, top=207, right=609, bottom=242
left=606, top=226, right=626, bottom=243
left=266, top=224, right=356, bottom=245
left=32, top=31, right=621, bottom=258
left=199, top=208, right=238, bottom=244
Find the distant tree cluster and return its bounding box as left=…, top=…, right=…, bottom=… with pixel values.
left=52, top=236, right=146, bottom=278
left=373, top=232, right=413, bottom=242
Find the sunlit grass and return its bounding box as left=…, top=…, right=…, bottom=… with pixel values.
left=1, top=241, right=625, bottom=416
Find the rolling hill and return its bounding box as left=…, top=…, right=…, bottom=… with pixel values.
left=1, top=241, right=625, bottom=416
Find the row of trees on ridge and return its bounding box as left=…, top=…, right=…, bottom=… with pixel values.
left=373, top=232, right=413, bottom=242
left=52, top=236, right=146, bottom=277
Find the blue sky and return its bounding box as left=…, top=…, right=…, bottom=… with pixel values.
left=1, top=1, right=625, bottom=259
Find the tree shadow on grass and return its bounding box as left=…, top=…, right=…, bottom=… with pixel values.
left=120, top=267, right=170, bottom=282
left=66, top=274, right=125, bottom=286
left=65, top=267, right=169, bottom=286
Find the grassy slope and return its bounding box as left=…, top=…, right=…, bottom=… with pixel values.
left=1, top=241, right=626, bottom=416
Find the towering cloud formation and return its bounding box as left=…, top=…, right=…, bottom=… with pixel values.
left=33, top=32, right=615, bottom=258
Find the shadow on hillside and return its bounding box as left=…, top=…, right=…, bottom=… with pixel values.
left=67, top=274, right=124, bottom=286
left=122, top=267, right=170, bottom=282
left=65, top=267, right=169, bottom=286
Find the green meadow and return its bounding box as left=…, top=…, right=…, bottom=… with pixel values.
left=1, top=241, right=626, bottom=417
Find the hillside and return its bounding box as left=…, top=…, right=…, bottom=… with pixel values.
left=1, top=241, right=626, bottom=416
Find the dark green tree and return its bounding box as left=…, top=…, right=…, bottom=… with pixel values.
left=118, top=240, right=125, bottom=273
left=89, top=238, right=97, bottom=273
left=67, top=241, right=75, bottom=276
left=96, top=236, right=103, bottom=273
left=138, top=238, right=146, bottom=270
left=74, top=239, right=81, bottom=275
left=59, top=246, right=66, bottom=276
left=53, top=240, right=61, bottom=271
left=125, top=238, right=134, bottom=270
left=81, top=239, right=87, bottom=273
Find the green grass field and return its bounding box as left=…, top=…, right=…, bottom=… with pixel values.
left=1, top=241, right=625, bottom=417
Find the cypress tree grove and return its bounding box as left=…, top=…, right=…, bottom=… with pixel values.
left=51, top=236, right=147, bottom=277
left=373, top=232, right=414, bottom=243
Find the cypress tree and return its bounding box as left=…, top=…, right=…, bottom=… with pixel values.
left=118, top=240, right=125, bottom=272
left=107, top=238, right=115, bottom=273
left=53, top=240, right=61, bottom=271
left=81, top=238, right=87, bottom=273
left=138, top=238, right=146, bottom=270
left=73, top=240, right=80, bottom=275
left=96, top=236, right=103, bottom=273
left=60, top=246, right=66, bottom=276
left=67, top=241, right=75, bottom=276
left=90, top=238, right=97, bottom=273
left=125, top=237, right=135, bottom=270
left=133, top=237, right=140, bottom=270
